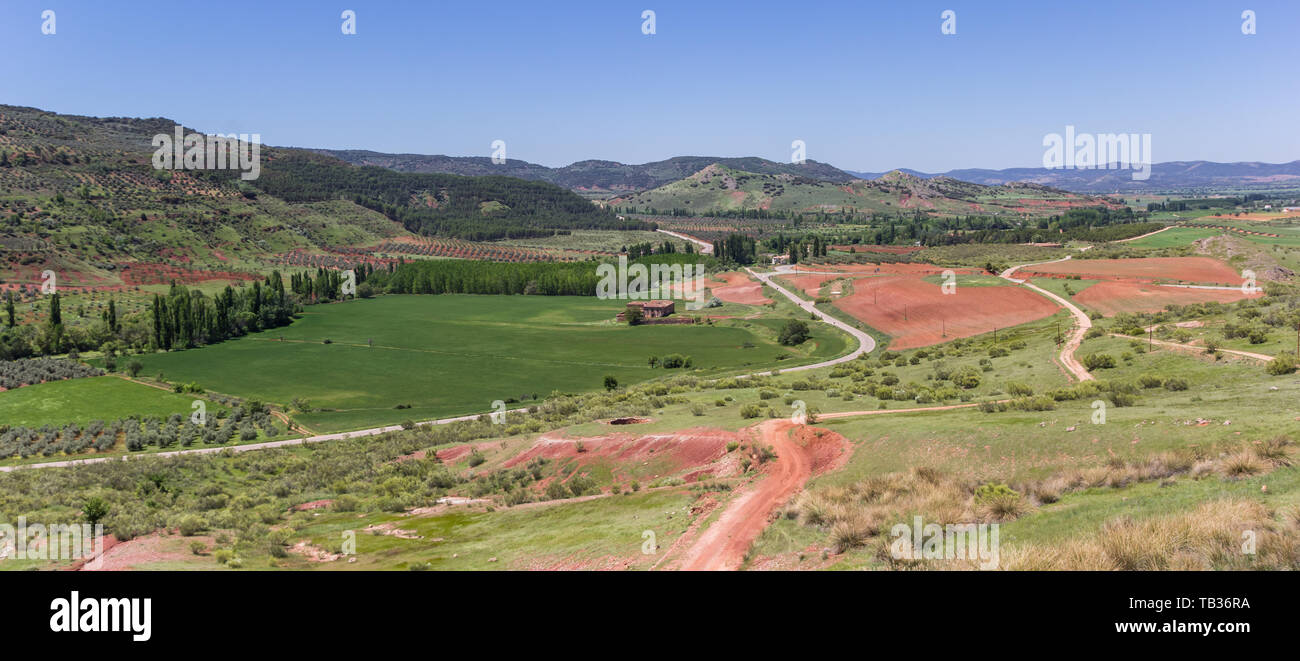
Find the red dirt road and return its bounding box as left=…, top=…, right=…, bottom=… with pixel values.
left=677, top=420, right=845, bottom=571
left=833, top=276, right=1060, bottom=350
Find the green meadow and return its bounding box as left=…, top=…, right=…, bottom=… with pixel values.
left=124, top=294, right=848, bottom=433
left=0, top=376, right=209, bottom=428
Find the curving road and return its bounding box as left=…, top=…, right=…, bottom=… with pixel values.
left=742, top=266, right=876, bottom=375
left=655, top=228, right=714, bottom=254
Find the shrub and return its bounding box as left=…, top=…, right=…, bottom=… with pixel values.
left=1082, top=353, right=1116, bottom=370
left=81, top=497, right=110, bottom=525
left=1162, top=377, right=1188, bottom=391
left=1266, top=353, right=1297, bottom=376
left=739, top=403, right=764, bottom=419
left=1137, top=374, right=1162, bottom=389
left=778, top=319, right=811, bottom=346
left=1005, top=382, right=1033, bottom=396
left=1107, top=391, right=1137, bottom=407
left=951, top=367, right=981, bottom=389
left=176, top=514, right=207, bottom=537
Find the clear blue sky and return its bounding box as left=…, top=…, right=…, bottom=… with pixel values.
left=2, top=0, right=1296, bottom=172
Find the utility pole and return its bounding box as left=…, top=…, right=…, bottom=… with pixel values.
left=1149, top=327, right=1154, bottom=353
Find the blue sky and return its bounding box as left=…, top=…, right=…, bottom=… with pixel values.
left=2, top=0, right=1296, bottom=172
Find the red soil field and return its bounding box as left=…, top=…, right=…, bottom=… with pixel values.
left=709, top=271, right=772, bottom=305
left=783, top=273, right=847, bottom=296
left=505, top=427, right=746, bottom=483
left=1071, top=281, right=1263, bottom=316
left=835, top=276, right=1061, bottom=350
left=1018, top=257, right=1243, bottom=284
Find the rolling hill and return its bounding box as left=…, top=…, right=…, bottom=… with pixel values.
left=0, top=104, right=631, bottom=288
left=609, top=164, right=1120, bottom=218
left=314, top=150, right=858, bottom=194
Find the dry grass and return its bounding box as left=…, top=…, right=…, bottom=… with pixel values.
left=797, top=437, right=1296, bottom=566
left=1000, top=500, right=1300, bottom=570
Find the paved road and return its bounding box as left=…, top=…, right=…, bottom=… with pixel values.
left=742, top=266, right=876, bottom=375
left=999, top=254, right=1095, bottom=382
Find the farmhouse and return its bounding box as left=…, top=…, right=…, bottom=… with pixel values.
left=616, top=300, right=675, bottom=321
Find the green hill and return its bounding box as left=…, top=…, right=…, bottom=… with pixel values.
left=0, top=104, right=636, bottom=287
left=611, top=164, right=1120, bottom=219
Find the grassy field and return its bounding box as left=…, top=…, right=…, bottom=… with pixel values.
left=121, top=294, right=848, bottom=433
left=1120, top=227, right=1221, bottom=248
left=746, top=328, right=1300, bottom=568
left=0, top=376, right=212, bottom=428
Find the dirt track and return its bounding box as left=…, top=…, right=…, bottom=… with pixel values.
left=677, top=420, right=811, bottom=571
left=1001, top=255, right=1094, bottom=382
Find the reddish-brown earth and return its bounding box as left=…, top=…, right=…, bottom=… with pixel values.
left=709, top=271, right=772, bottom=305
left=675, top=420, right=850, bottom=571
left=834, top=276, right=1061, bottom=350
left=1018, top=257, right=1244, bottom=284
left=505, top=427, right=745, bottom=481
left=1072, top=280, right=1262, bottom=315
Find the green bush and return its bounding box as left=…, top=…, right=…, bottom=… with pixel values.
left=1266, top=353, right=1297, bottom=376
left=1082, top=353, right=1116, bottom=370
left=176, top=514, right=207, bottom=537
left=1005, top=381, right=1034, bottom=396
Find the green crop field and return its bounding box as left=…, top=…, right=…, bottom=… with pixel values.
left=1120, top=227, right=1221, bottom=248
left=0, top=376, right=215, bottom=428
left=122, top=294, right=848, bottom=433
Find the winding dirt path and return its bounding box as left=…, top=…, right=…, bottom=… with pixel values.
left=1000, top=255, right=1094, bottom=382
left=677, top=420, right=813, bottom=571
left=655, top=229, right=714, bottom=254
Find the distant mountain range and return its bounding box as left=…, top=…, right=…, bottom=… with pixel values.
left=319, top=149, right=1300, bottom=195
left=848, top=161, right=1300, bottom=192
